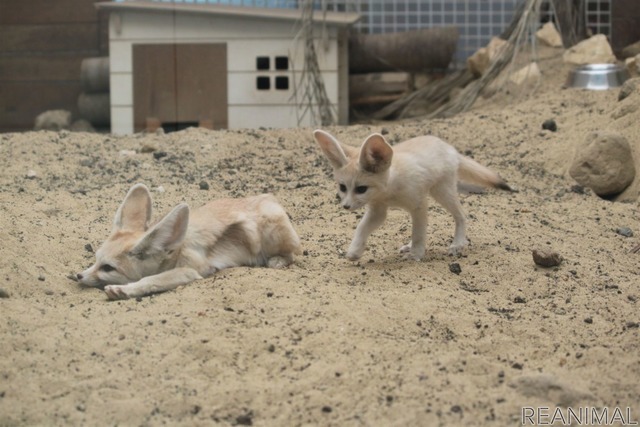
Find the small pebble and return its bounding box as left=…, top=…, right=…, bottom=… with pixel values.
left=570, top=185, right=586, bottom=194
left=26, top=170, right=37, bottom=179
left=153, top=151, right=167, bottom=160
left=616, top=227, right=633, bottom=237
left=79, top=158, right=94, bottom=167
left=199, top=181, right=210, bottom=190
left=532, top=248, right=563, bottom=267
left=140, top=143, right=157, bottom=153
left=449, top=263, right=462, bottom=275
left=0, top=288, right=10, bottom=298
left=542, top=119, right=557, bottom=132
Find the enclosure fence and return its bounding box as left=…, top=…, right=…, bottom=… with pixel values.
left=117, top=0, right=612, bottom=68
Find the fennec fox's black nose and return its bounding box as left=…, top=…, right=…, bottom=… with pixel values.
left=76, top=273, right=83, bottom=280
left=343, top=204, right=351, bottom=210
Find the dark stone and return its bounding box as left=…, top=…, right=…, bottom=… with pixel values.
left=542, top=119, right=557, bottom=132
left=449, top=263, right=462, bottom=275
left=532, top=248, right=563, bottom=267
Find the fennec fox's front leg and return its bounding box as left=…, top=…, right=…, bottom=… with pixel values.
left=398, top=199, right=428, bottom=261
left=104, top=268, right=204, bottom=300
left=347, top=204, right=388, bottom=261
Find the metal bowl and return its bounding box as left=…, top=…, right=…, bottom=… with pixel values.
left=566, top=63, right=629, bottom=90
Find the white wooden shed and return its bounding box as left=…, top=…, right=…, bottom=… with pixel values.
left=96, top=1, right=359, bottom=134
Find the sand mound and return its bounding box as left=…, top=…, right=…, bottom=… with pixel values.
left=1, top=50, right=638, bottom=425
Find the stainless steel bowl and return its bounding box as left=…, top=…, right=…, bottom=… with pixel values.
left=566, top=63, right=629, bottom=90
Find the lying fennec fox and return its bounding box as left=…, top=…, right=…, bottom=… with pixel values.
left=77, top=184, right=301, bottom=300
left=313, top=130, right=511, bottom=261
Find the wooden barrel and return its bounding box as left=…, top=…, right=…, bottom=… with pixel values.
left=77, top=93, right=110, bottom=126
left=81, top=57, right=110, bottom=93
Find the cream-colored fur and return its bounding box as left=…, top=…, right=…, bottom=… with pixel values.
left=313, top=130, right=511, bottom=261
left=77, top=184, right=301, bottom=300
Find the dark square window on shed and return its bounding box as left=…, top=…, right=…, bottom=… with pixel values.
left=256, top=56, right=270, bottom=70
left=256, top=76, right=270, bottom=90
left=275, top=76, right=289, bottom=90
left=275, top=56, right=289, bottom=70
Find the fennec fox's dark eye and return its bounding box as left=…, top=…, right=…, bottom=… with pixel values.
left=339, top=184, right=347, bottom=193
left=100, top=264, right=115, bottom=272
left=355, top=186, right=368, bottom=194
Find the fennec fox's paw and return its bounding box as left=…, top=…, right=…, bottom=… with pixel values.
left=104, top=285, right=130, bottom=300
left=267, top=256, right=291, bottom=269
left=399, top=243, right=424, bottom=261
left=448, top=239, right=469, bottom=257
left=346, top=244, right=365, bottom=261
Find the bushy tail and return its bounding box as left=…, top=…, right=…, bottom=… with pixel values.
left=457, top=155, right=512, bottom=191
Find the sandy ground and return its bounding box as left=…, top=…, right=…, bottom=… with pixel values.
left=1, top=48, right=639, bottom=426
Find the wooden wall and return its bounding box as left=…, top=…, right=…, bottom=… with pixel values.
left=0, top=0, right=109, bottom=132
left=612, top=0, right=640, bottom=55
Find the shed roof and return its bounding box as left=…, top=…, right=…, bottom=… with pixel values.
left=96, top=1, right=360, bottom=26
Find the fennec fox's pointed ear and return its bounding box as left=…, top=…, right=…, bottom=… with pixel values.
left=313, top=129, right=350, bottom=169
left=360, top=133, right=393, bottom=173
left=113, top=184, right=152, bottom=232
left=130, top=203, right=189, bottom=257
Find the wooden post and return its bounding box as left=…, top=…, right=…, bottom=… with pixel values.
left=553, top=0, right=587, bottom=48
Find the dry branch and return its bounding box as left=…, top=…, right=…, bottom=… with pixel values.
left=369, top=0, right=544, bottom=121
left=292, top=0, right=335, bottom=126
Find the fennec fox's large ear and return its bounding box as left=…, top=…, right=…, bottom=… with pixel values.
left=359, top=133, right=393, bottom=173
left=313, top=129, right=350, bottom=169
left=113, top=184, right=152, bottom=232
left=130, top=203, right=189, bottom=257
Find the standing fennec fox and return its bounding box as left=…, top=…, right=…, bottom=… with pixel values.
left=77, top=184, right=301, bottom=300
left=313, top=130, right=512, bottom=261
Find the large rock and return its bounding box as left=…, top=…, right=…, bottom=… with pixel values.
left=509, top=62, right=541, bottom=86
left=563, top=34, right=616, bottom=65
left=625, top=54, right=640, bottom=78
left=618, top=77, right=639, bottom=102
left=569, top=132, right=636, bottom=197
left=34, top=110, right=72, bottom=131
left=536, top=22, right=563, bottom=48
left=467, top=37, right=508, bottom=77
left=621, top=39, right=640, bottom=59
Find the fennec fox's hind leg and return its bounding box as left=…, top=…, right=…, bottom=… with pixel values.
left=267, top=255, right=294, bottom=269
left=429, top=175, right=468, bottom=256
left=399, top=198, right=428, bottom=261
left=261, top=197, right=301, bottom=268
